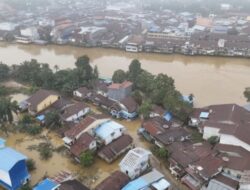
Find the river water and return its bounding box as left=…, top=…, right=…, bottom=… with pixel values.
left=1, top=42, right=250, bottom=107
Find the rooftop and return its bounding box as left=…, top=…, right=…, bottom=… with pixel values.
left=0, top=147, right=27, bottom=172
left=33, top=178, right=59, bottom=190
left=95, top=120, right=125, bottom=140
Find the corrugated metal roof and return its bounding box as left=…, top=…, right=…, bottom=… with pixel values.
left=122, top=169, right=164, bottom=190
left=0, top=147, right=27, bottom=171
left=95, top=121, right=124, bottom=140
left=33, top=178, right=60, bottom=190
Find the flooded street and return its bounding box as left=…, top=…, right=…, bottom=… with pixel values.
left=1, top=42, right=250, bottom=107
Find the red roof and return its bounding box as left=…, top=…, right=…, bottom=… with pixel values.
left=70, top=133, right=95, bottom=158
left=64, top=116, right=96, bottom=139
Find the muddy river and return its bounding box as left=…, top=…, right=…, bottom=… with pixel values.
left=1, top=42, right=250, bottom=107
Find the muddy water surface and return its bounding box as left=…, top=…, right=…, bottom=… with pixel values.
left=1, top=42, right=250, bottom=106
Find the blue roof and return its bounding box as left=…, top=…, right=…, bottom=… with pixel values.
left=33, top=178, right=59, bottom=190
left=0, top=147, right=27, bottom=171
left=200, top=112, right=209, bottom=119
left=36, top=115, right=45, bottom=121
left=163, top=112, right=172, bottom=122
left=95, top=121, right=124, bottom=139
left=122, top=178, right=148, bottom=190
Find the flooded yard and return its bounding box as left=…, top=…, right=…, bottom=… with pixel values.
left=0, top=119, right=149, bottom=189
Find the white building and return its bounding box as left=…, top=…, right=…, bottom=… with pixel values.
left=197, top=104, right=250, bottom=152
left=20, top=27, right=40, bottom=41
left=94, top=120, right=125, bottom=145
left=119, top=147, right=151, bottom=179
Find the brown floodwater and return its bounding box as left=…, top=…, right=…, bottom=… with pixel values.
left=1, top=42, right=250, bottom=107
left=0, top=119, right=149, bottom=188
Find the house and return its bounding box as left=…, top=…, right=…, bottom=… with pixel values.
left=140, top=117, right=190, bottom=147
left=98, top=134, right=134, bottom=163
left=200, top=104, right=250, bottom=152
left=168, top=142, right=213, bottom=178
left=107, top=81, right=133, bottom=101
left=214, top=144, right=250, bottom=181
left=63, top=116, right=96, bottom=147
left=73, top=87, right=92, bottom=100
left=0, top=139, right=30, bottom=190
left=181, top=154, right=224, bottom=190
left=91, top=94, right=116, bottom=110
left=111, top=96, right=138, bottom=119
left=59, top=179, right=90, bottom=190
left=25, top=89, right=60, bottom=115
left=207, top=174, right=238, bottom=190
left=119, top=147, right=151, bottom=179
left=122, top=169, right=170, bottom=190
left=70, top=133, right=97, bottom=162
left=33, top=178, right=60, bottom=190
left=94, top=120, right=125, bottom=145
left=61, top=102, right=90, bottom=122
left=240, top=171, right=250, bottom=190
left=95, top=171, right=130, bottom=190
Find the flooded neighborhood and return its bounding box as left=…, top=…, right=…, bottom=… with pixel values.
left=1, top=0, right=250, bottom=190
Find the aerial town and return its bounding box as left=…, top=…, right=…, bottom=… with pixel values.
left=1, top=0, right=250, bottom=190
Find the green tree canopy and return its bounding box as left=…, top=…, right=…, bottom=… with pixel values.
left=112, top=69, right=127, bottom=83
left=128, top=59, right=142, bottom=84
left=80, top=151, right=94, bottom=167
left=0, top=63, right=10, bottom=81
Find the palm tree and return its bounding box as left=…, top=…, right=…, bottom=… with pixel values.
left=0, top=97, right=18, bottom=136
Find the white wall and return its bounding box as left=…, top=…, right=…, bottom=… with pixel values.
left=73, top=91, right=82, bottom=98
left=104, top=129, right=123, bottom=145
left=203, top=127, right=220, bottom=139
left=0, top=169, right=12, bottom=187
left=66, top=108, right=90, bottom=122
left=220, top=134, right=250, bottom=152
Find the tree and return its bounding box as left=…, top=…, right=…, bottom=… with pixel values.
left=128, top=59, right=142, bottom=84
left=26, top=159, right=36, bottom=172
left=0, top=97, right=18, bottom=124
left=93, top=65, right=99, bottom=80
left=208, top=136, right=219, bottom=146
left=54, top=65, right=59, bottom=73
left=112, top=69, right=127, bottom=83
left=44, top=111, right=61, bottom=129
left=0, top=63, right=10, bottom=81
left=80, top=151, right=94, bottom=167
left=136, top=70, right=154, bottom=93
left=75, top=55, right=90, bottom=68
left=138, top=100, right=152, bottom=119
left=244, top=87, right=250, bottom=102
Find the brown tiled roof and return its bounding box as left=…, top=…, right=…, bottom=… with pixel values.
left=155, top=128, right=190, bottom=146
left=59, top=179, right=90, bottom=190
left=202, top=104, right=250, bottom=145
left=142, top=119, right=165, bottom=136
left=70, top=133, right=95, bottom=158
left=64, top=116, right=96, bottom=139
left=92, top=94, right=116, bottom=108
left=120, top=96, right=138, bottom=113
left=62, top=102, right=89, bottom=119
left=98, top=135, right=133, bottom=161
left=75, top=87, right=92, bottom=96
left=193, top=154, right=224, bottom=179
left=26, top=89, right=58, bottom=111
left=95, top=171, right=130, bottom=190
left=168, top=142, right=213, bottom=168
left=213, top=174, right=238, bottom=189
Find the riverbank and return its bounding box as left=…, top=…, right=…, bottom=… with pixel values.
left=1, top=42, right=250, bottom=107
